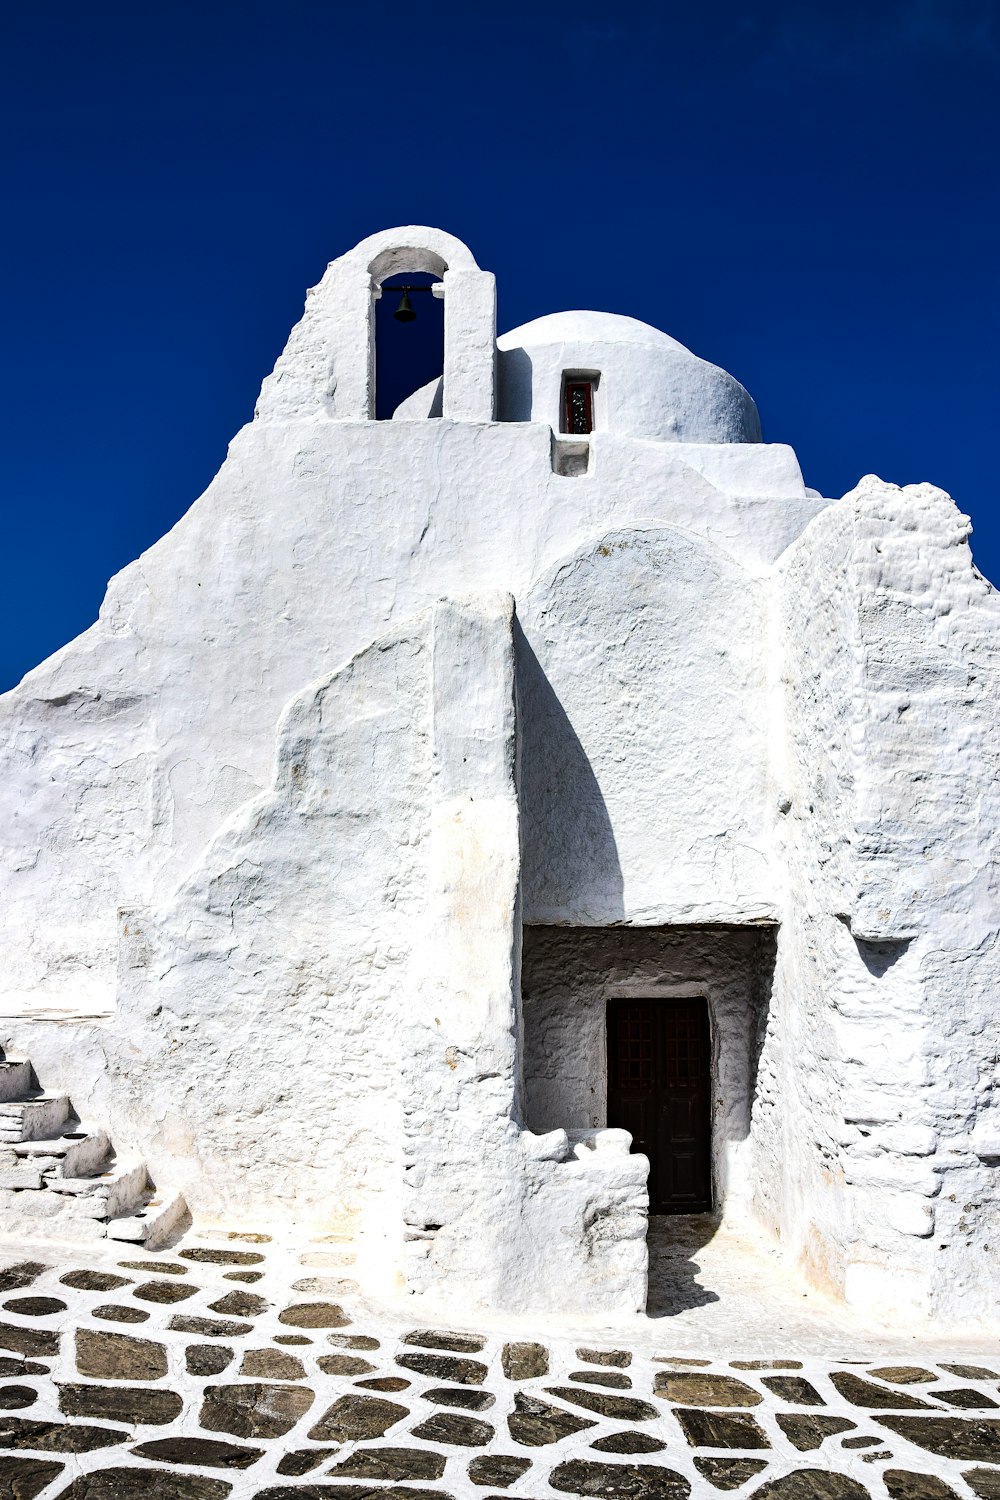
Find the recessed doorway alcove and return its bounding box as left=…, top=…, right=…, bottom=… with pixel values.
left=520, top=924, right=777, bottom=1220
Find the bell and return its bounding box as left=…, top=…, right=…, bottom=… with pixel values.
left=393, top=290, right=416, bottom=323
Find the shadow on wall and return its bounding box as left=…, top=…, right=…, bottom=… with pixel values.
left=747, top=924, right=777, bottom=1147
left=854, top=935, right=912, bottom=978
left=515, top=621, right=625, bottom=922
left=497, top=346, right=533, bottom=420
left=646, top=1214, right=722, bottom=1317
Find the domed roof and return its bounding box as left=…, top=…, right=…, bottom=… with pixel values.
left=393, top=305, right=762, bottom=445
left=498, top=310, right=690, bottom=355
left=495, top=309, right=761, bottom=445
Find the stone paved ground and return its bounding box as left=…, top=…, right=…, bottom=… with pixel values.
left=0, top=1223, right=998, bottom=1500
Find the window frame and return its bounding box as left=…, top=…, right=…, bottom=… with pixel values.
left=561, top=375, right=599, bottom=436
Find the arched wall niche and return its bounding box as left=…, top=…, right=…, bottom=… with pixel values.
left=329, top=226, right=497, bottom=422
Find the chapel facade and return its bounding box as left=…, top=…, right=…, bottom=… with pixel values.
left=0, top=227, right=997, bottom=1328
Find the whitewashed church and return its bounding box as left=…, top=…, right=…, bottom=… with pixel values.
left=1, top=227, right=997, bottom=1330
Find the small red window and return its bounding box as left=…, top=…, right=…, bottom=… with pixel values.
left=563, top=380, right=595, bottom=435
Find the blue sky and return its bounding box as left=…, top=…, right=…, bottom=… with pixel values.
left=1, top=0, right=998, bottom=691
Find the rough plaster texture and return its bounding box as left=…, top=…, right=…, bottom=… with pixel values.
left=31, top=595, right=645, bottom=1314
left=767, top=477, right=1000, bottom=1328
left=516, top=526, right=773, bottom=926
left=0, top=353, right=818, bottom=1021
left=396, top=596, right=647, bottom=1314
left=0, top=226, right=997, bottom=1327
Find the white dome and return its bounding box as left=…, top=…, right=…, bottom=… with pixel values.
left=497, top=310, right=690, bottom=354
left=393, top=308, right=761, bottom=444
left=496, top=309, right=761, bottom=445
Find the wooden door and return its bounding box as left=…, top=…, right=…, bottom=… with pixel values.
left=607, top=997, right=712, bottom=1213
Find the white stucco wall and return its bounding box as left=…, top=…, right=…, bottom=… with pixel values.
left=1, top=226, right=996, bottom=1327
left=772, top=477, right=1000, bottom=1328
left=7, top=595, right=647, bottom=1314
left=0, top=404, right=818, bottom=1020
left=516, top=524, right=775, bottom=926
left=110, top=609, right=435, bottom=1253
left=400, top=596, right=648, bottom=1315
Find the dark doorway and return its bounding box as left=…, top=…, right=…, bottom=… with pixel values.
left=607, top=996, right=712, bottom=1213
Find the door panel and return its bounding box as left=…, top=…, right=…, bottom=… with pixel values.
left=607, top=997, right=712, bottom=1213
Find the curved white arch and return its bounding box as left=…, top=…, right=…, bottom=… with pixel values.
left=257, top=227, right=494, bottom=423
left=345, top=225, right=481, bottom=285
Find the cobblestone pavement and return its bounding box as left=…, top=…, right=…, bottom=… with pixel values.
left=0, top=1227, right=998, bottom=1500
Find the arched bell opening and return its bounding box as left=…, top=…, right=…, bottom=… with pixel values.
left=255, top=229, right=494, bottom=424
left=374, top=271, right=444, bottom=420
left=315, top=229, right=496, bottom=423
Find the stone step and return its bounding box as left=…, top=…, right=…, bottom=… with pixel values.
left=0, top=1060, right=34, bottom=1104
left=107, top=1189, right=188, bottom=1248
left=14, top=1127, right=112, bottom=1177
left=0, top=1093, right=72, bottom=1143
left=0, top=1160, right=152, bottom=1235
left=0, top=1052, right=188, bottom=1250
left=105, top=1160, right=149, bottom=1219
left=47, top=1159, right=148, bottom=1218
left=0, top=1164, right=48, bottom=1190
left=61, top=1128, right=112, bottom=1178
left=0, top=1183, right=113, bottom=1220
left=0, top=1199, right=109, bottom=1241
left=45, top=1174, right=110, bottom=1197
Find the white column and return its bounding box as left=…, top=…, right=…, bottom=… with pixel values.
left=442, top=269, right=496, bottom=421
